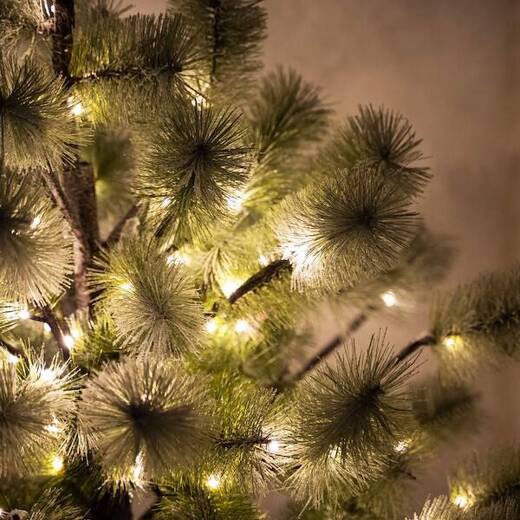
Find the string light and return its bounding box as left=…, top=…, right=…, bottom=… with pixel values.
left=381, top=290, right=397, bottom=307
left=50, top=454, right=64, bottom=473
left=71, top=326, right=82, bottom=340
left=266, top=439, right=280, bottom=454
left=205, top=318, right=218, bottom=334
left=328, top=445, right=341, bottom=462
left=205, top=474, right=220, bottom=490
left=63, top=334, right=75, bottom=351
left=221, top=278, right=241, bottom=298
left=226, top=191, right=245, bottom=212
left=443, top=334, right=463, bottom=351
left=17, top=308, right=30, bottom=320
left=160, top=197, right=171, bottom=208
left=131, top=452, right=145, bottom=483
left=258, top=254, right=270, bottom=267
left=43, top=323, right=51, bottom=333
left=394, top=440, right=410, bottom=453
left=120, top=281, right=134, bottom=293
left=452, top=492, right=472, bottom=509
left=30, top=215, right=42, bottom=229
left=7, top=353, right=19, bottom=365
left=67, top=97, right=84, bottom=117
left=234, top=319, right=253, bottom=335
left=39, top=368, right=56, bottom=383
left=191, top=93, right=208, bottom=107
left=45, top=417, right=63, bottom=434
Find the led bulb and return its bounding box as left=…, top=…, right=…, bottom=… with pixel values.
left=453, top=493, right=471, bottom=509
left=69, top=99, right=84, bottom=117
left=30, top=215, right=41, bottom=229
left=71, top=327, right=82, bottom=340
left=131, top=452, right=145, bottom=482
left=381, top=291, right=397, bottom=307
left=40, top=368, right=56, bottom=383
left=258, top=254, right=270, bottom=267
left=160, top=197, right=171, bottom=208
left=234, top=319, right=253, bottom=334
left=205, top=319, right=218, bottom=334
left=44, top=323, right=51, bottom=333
left=394, top=440, right=409, bottom=453
left=267, top=439, right=280, bottom=454
left=17, top=308, right=30, bottom=320
left=120, top=281, right=134, bottom=293
left=206, top=474, right=220, bottom=490
left=221, top=279, right=240, bottom=298
left=7, top=353, right=19, bottom=365
left=63, top=334, right=75, bottom=350
left=51, top=454, right=64, bottom=473
left=443, top=334, right=463, bottom=351
left=226, top=191, right=245, bottom=212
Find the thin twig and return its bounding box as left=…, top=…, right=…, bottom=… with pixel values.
left=39, top=305, right=70, bottom=360
left=228, top=259, right=291, bottom=304
left=291, top=311, right=369, bottom=383
left=0, top=338, right=25, bottom=360
left=103, top=203, right=139, bottom=248
left=394, top=332, right=436, bottom=365
left=42, top=164, right=83, bottom=243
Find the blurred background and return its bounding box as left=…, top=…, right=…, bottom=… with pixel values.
left=133, top=0, right=520, bottom=516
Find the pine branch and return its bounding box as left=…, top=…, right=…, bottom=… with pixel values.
left=103, top=203, right=139, bottom=248
left=0, top=337, right=24, bottom=359
left=394, top=332, right=435, bottom=364
left=52, top=0, right=75, bottom=85
left=39, top=304, right=71, bottom=360
left=228, top=258, right=291, bottom=304
left=42, top=163, right=84, bottom=243
left=291, top=311, right=369, bottom=382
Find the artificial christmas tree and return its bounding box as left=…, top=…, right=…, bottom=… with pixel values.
left=0, top=1, right=518, bottom=519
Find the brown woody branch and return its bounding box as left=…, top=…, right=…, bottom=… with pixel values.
left=103, top=203, right=139, bottom=248
left=228, top=259, right=291, bottom=304
left=290, top=311, right=370, bottom=383
left=39, top=304, right=70, bottom=360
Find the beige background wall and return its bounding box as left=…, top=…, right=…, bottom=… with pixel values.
left=134, top=0, right=520, bottom=515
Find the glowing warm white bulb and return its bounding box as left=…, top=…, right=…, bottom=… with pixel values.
left=267, top=439, right=280, bottom=454
left=453, top=493, right=471, bottom=509
left=131, top=452, right=144, bottom=482
left=70, top=326, right=82, bottom=340
left=17, top=308, right=30, bottom=320
left=120, top=281, right=134, bottom=293
left=226, top=191, right=245, bottom=212
left=205, top=318, right=218, bottom=334
left=30, top=215, right=42, bottom=229
left=43, top=323, right=51, bottom=333
left=258, top=254, right=270, bottom=267
left=206, top=474, right=220, bottom=490
left=167, top=251, right=191, bottom=266
left=381, top=291, right=397, bottom=307
left=63, top=334, right=75, bottom=350
left=191, top=93, right=208, bottom=107
left=443, top=334, right=463, bottom=351
left=45, top=419, right=62, bottom=434
left=40, top=368, right=56, bottom=383
left=328, top=446, right=341, bottom=462
left=69, top=100, right=84, bottom=117
left=221, top=279, right=240, bottom=298
left=394, top=440, right=409, bottom=453
left=160, top=197, right=171, bottom=208
left=51, top=455, right=64, bottom=473
left=234, top=319, right=253, bottom=334
left=7, top=353, right=19, bottom=365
